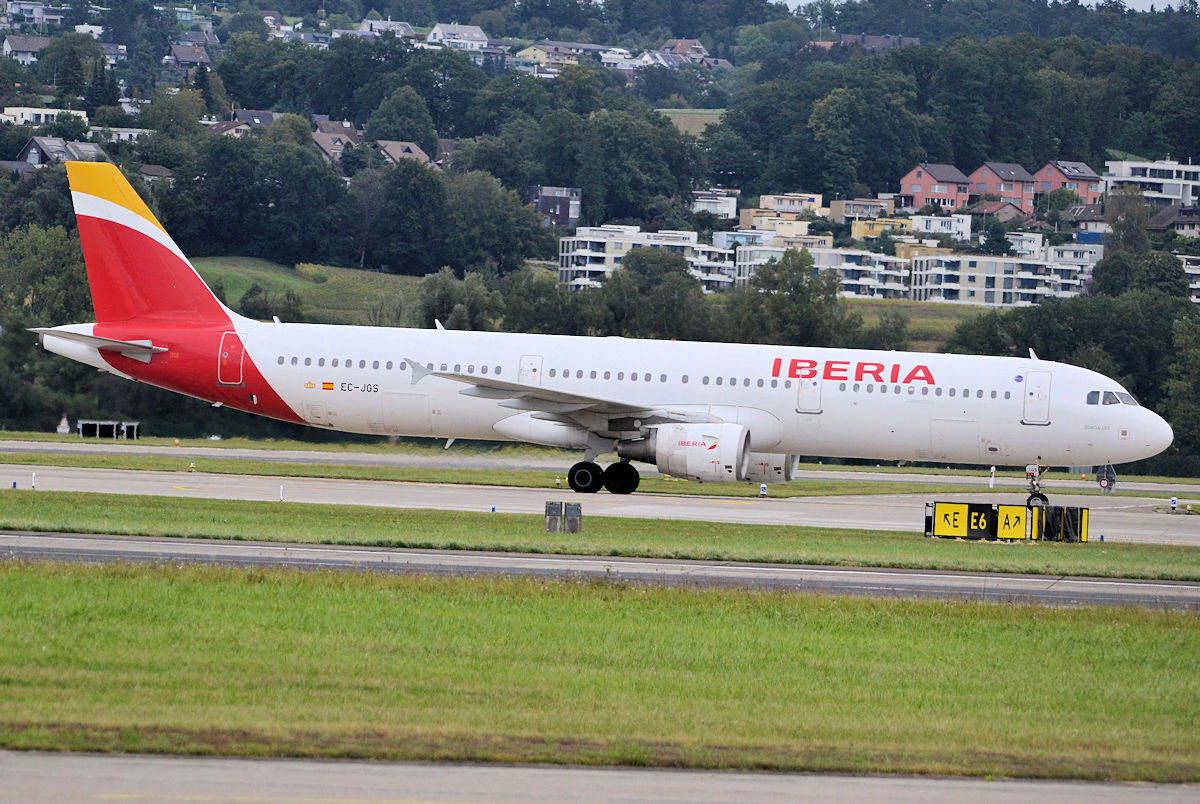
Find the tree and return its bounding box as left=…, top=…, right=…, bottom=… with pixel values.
left=44, top=112, right=89, bottom=142
left=1162, top=314, right=1200, bottom=457
left=0, top=225, right=91, bottom=325
left=443, top=171, right=548, bottom=275
left=1134, top=251, right=1189, bottom=298
left=365, top=86, right=438, bottom=156
left=977, top=217, right=1014, bottom=255
left=374, top=159, right=447, bottom=274
left=1105, top=183, right=1152, bottom=259
left=137, top=88, right=206, bottom=137
left=415, top=267, right=503, bottom=330
left=724, top=248, right=861, bottom=347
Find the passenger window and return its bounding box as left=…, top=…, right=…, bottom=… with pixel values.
left=660, top=374, right=667, bottom=383
left=936, top=387, right=943, bottom=396
left=703, top=376, right=709, bottom=385
left=1087, top=391, right=1100, bottom=405
left=1003, top=391, right=1010, bottom=399
left=276, top=356, right=284, bottom=365
left=480, top=365, right=487, bottom=374
left=470, top=365, right=477, bottom=374
left=949, top=388, right=956, bottom=397
left=839, top=382, right=847, bottom=391
left=908, top=386, right=915, bottom=395
left=455, top=364, right=462, bottom=372
left=853, top=383, right=861, bottom=392
left=304, top=358, right=312, bottom=366
left=332, top=359, right=339, bottom=367
left=990, top=390, right=996, bottom=399
left=976, top=389, right=983, bottom=398
left=359, top=360, right=366, bottom=369
left=319, top=358, right=326, bottom=367
left=373, top=361, right=380, bottom=370
left=757, top=379, right=764, bottom=388
left=590, top=371, right=596, bottom=379
left=399, top=361, right=407, bottom=370
left=439, top=363, right=447, bottom=371
left=770, top=379, right=777, bottom=388
left=290, top=357, right=298, bottom=365
left=866, top=384, right=874, bottom=393
left=1103, top=391, right=1120, bottom=405
left=682, top=375, right=689, bottom=383
left=604, top=371, right=611, bottom=380
left=922, top=386, right=929, bottom=396
left=617, top=372, right=625, bottom=380
left=549, top=369, right=557, bottom=378
left=716, top=377, right=724, bottom=386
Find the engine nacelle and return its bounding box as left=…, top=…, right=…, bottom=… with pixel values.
left=744, top=453, right=800, bottom=484
left=617, top=422, right=750, bottom=483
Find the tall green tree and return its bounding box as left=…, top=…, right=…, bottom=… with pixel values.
left=365, top=86, right=438, bottom=157
left=443, top=171, right=548, bottom=275
left=1104, top=183, right=1152, bottom=259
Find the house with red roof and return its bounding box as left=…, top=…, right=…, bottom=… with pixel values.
left=1033, top=161, right=1102, bottom=205
left=968, top=162, right=1037, bottom=213
left=896, top=163, right=971, bottom=211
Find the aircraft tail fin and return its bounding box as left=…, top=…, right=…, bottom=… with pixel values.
left=66, top=161, right=231, bottom=326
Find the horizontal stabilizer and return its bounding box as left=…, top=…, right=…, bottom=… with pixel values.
left=32, top=328, right=167, bottom=364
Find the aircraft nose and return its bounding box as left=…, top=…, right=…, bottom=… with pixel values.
left=1145, top=410, right=1174, bottom=456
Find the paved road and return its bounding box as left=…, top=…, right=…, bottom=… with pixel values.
left=4, top=752, right=1198, bottom=803
left=2, top=461, right=1197, bottom=545
left=5, top=531, right=1198, bottom=608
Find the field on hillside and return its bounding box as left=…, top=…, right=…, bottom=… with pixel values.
left=848, top=298, right=985, bottom=352
left=658, top=108, right=724, bottom=135
left=192, top=257, right=422, bottom=326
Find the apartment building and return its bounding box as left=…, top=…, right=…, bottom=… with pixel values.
left=909, top=213, right=972, bottom=242
left=1104, top=158, right=1200, bottom=208
left=758, top=192, right=826, bottom=217
left=734, top=245, right=908, bottom=299
left=828, top=198, right=894, bottom=224
left=1178, top=253, right=1200, bottom=303
left=692, top=189, right=738, bottom=219
left=850, top=216, right=912, bottom=240
left=559, top=225, right=733, bottom=291
left=911, top=254, right=1088, bottom=307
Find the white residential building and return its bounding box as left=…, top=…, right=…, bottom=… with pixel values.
left=692, top=189, right=737, bottom=220
left=734, top=245, right=908, bottom=299
left=910, top=213, right=971, bottom=243
left=1178, top=253, right=1200, bottom=304
left=559, top=225, right=733, bottom=291
left=1, top=106, right=88, bottom=126
left=1104, top=158, right=1200, bottom=208
left=911, top=254, right=1088, bottom=307
left=426, top=23, right=489, bottom=52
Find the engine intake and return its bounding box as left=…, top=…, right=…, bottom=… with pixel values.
left=745, top=453, right=800, bottom=484
left=617, top=422, right=750, bottom=483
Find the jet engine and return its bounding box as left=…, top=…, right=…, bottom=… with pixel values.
left=617, top=422, right=750, bottom=483
left=745, top=453, right=800, bottom=484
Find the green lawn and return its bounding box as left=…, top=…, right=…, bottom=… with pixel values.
left=3, top=491, right=1198, bottom=580
left=1, top=563, right=1196, bottom=780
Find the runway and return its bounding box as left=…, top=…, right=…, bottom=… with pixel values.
left=5, top=530, right=1198, bottom=608
left=4, top=751, right=1197, bottom=804
left=2, top=461, right=1197, bottom=544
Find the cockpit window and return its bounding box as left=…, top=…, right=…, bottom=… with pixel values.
left=1103, top=391, right=1120, bottom=405
left=1117, top=392, right=1139, bottom=406
left=1086, top=391, right=1100, bottom=405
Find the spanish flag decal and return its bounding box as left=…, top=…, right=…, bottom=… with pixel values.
left=322, top=382, right=334, bottom=390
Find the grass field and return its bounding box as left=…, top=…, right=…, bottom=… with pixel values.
left=3, top=491, right=1198, bottom=580
left=847, top=297, right=986, bottom=352
left=657, top=108, right=725, bottom=136
left=191, top=257, right=421, bottom=326
left=1, top=562, right=1196, bottom=780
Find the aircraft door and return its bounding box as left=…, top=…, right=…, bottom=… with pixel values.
left=796, top=376, right=821, bottom=413
left=217, top=331, right=244, bottom=386
left=519, top=354, right=543, bottom=385
left=1022, top=370, right=1052, bottom=425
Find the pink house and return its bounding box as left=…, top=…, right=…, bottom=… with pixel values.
left=968, top=162, right=1036, bottom=213
left=1033, top=161, right=1102, bottom=205
left=897, top=163, right=971, bottom=210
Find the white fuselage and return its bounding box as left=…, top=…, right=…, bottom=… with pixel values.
left=241, top=321, right=1171, bottom=468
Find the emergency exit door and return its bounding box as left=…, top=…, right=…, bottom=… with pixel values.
left=218, top=331, right=245, bottom=386
left=1022, top=370, right=1051, bottom=425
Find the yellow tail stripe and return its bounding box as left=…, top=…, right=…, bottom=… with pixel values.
left=65, top=161, right=167, bottom=236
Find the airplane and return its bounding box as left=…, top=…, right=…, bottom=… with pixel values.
left=36, top=161, right=1174, bottom=502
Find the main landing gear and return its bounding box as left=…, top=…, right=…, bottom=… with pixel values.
left=568, top=460, right=640, bottom=494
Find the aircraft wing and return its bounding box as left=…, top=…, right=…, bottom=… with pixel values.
left=406, top=358, right=715, bottom=424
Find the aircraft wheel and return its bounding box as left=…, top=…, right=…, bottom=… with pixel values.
left=603, top=461, right=640, bottom=495
left=1026, top=492, right=1049, bottom=508
left=568, top=461, right=604, bottom=493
